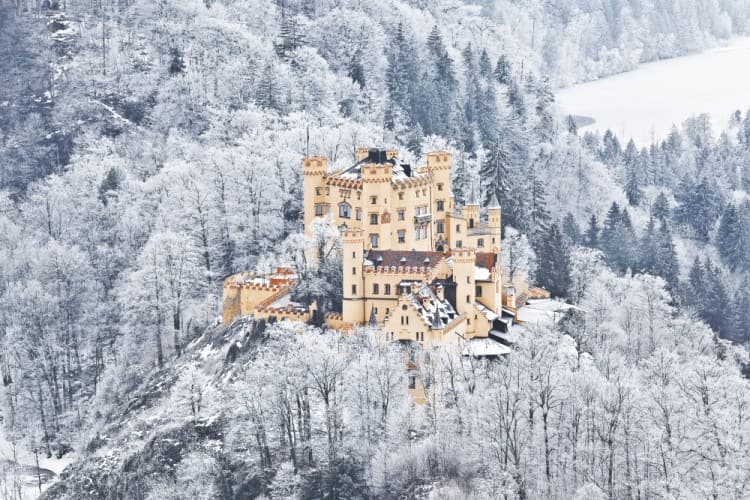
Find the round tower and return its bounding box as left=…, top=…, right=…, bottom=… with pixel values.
left=487, top=193, right=502, bottom=251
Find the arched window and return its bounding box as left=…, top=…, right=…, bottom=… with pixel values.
left=339, top=202, right=351, bottom=218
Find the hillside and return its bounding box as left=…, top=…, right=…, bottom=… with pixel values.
left=2, top=0, right=750, bottom=499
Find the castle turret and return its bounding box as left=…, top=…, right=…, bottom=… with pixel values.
left=342, top=228, right=366, bottom=325
left=452, top=247, right=476, bottom=319
left=302, top=156, right=328, bottom=238
left=488, top=193, right=501, bottom=251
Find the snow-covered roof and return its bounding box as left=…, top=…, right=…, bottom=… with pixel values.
left=407, top=283, right=458, bottom=330
left=475, top=266, right=491, bottom=281
left=461, top=338, right=512, bottom=356
left=332, top=149, right=415, bottom=182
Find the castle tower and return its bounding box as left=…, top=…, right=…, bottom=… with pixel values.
left=452, top=247, right=476, bottom=320
left=302, top=156, right=328, bottom=238
left=342, top=228, right=366, bottom=324
left=488, top=193, right=502, bottom=251
left=461, top=185, right=481, bottom=230
left=360, top=161, right=394, bottom=250
left=427, top=151, right=452, bottom=248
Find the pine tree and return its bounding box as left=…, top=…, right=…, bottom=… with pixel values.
left=654, top=222, right=679, bottom=289
left=584, top=214, right=599, bottom=248
left=168, top=47, right=186, bottom=75
left=716, top=204, right=743, bottom=270
left=535, top=224, right=571, bottom=298
left=256, top=65, right=282, bottom=111
left=562, top=212, right=581, bottom=245
left=347, top=49, right=365, bottom=89
left=625, top=166, right=643, bottom=206
left=730, top=274, right=750, bottom=342
left=494, top=54, right=511, bottom=84
left=652, top=191, right=670, bottom=221
left=478, top=48, right=492, bottom=79
left=480, top=136, right=511, bottom=213
left=639, top=216, right=658, bottom=273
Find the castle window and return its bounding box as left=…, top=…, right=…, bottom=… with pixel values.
left=339, top=203, right=351, bottom=218
left=341, top=189, right=350, bottom=199
left=356, top=208, right=362, bottom=221
left=352, top=284, right=357, bottom=295
left=476, top=286, right=482, bottom=297
left=370, top=196, right=377, bottom=205
left=415, top=332, right=419, bottom=341
left=357, top=191, right=362, bottom=200
left=325, top=187, right=330, bottom=194
left=315, top=204, right=324, bottom=216
left=436, top=221, right=444, bottom=234
left=398, top=230, right=406, bottom=244
left=437, top=183, right=444, bottom=191
left=374, top=307, right=378, bottom=314
left=382, top=212, right=391, bottom=223
left=467, top=276, right=471, bottom=284
left=370, top=213, right=378, bottom=225
left=423, top=189, right=427, bottom=196
left=469, top=218, right=475, bottom=229
left=421, top=226, right=427, bottom=239
left=466, top=295, right=470, bottom=303
left=414, top=228, right=420, bottom=241
left=492, top=238, right=496, bottom=244
left=385, top=285, right=391, bottom=295
left=478, top=238, right=484, bottom=248
left=402, top=305, right=408, bottom=311
left=370, top=234, right=379, bottom=248
left=408, top=374, right=416, bottom=389
left=456, top=224, right=461, bottom=233
left=398, top=192, right=404, bottom=200
left=437, top=200, right=444, bottom=211
left=456, top=240, right=462, bottom=248
left=352, top=267, right=356, bottom=275
left=373, top=283, right=380, bottom=295
left=397, top=209, right=405, bottom=221
left=315, top=187, right=322, bottom=195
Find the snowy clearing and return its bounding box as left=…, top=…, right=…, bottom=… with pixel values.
left=556, top=37, right=750, bottom=145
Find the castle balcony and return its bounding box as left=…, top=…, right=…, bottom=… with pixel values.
left=414, top=213, right=432, bottom=224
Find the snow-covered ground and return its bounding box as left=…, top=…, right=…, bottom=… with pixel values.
left=556, top=37, right=750, bottom=145
left=0, top=428, right=76, bottom=500
left=516, top=299, right=571, bottom=328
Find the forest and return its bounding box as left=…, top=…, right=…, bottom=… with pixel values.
left=1, top=0, right=750, bottom=498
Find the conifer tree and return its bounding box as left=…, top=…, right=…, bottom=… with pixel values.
left=639, top=216, right=658, bottom=273
left=654, top=222, right=679, bottom=289
left=168, top=47, right=186, bottom=75
left=535, top=224, right=571, bottom=298
left=652, top=191, right=670, bottom=221
left=562, top=212, right=581, bottom=245
left=584, top=214, right=599, bottom=248
left=478, top=48, right=492, bottom=79
left=347, top=49, right=365, bottom=89
left=625, top=166, right=643, bottom=206
left=494, top=54, right=511, bottom=84
left=716, top=203, right=744, bottom=270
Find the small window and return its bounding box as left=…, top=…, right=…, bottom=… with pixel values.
left=467, top=276, right=470, bottom=284
left=469, top=218, right=475, bottom=229
left=315, top=187, right=322, bottom=195
left=402, top=304, right=408, bottom=311
left=437, top=200, right=444, bottom=211
left=398, top=230, right=406, bottom=244
left=370, top=213, right=378, bottom=225
left=478, top=238, right=484, bottom=248
left=315, top=204, right=324, bottom=216
left=456, top=240, right=462, bottom=248
left=339, top=203, right=351, bottom=218
left=373, top=283, right=380, bottom=295
left=414, top=228, right=420, bottom=241
left=356, top=208, right=362, bottom=221
left=385, top=284, right=391, bottom=295
left=352, top=284, right=357, bottom=295
left=466, top=295, right=470, bottom=303
left=386, top=307, right=390, bottom=315
left=408, top=374, right=416, bottom=389
left=437, top=183, right=444, bottom=191
left=370, top=234, right=379, bottom=248
left=456, top=224, right=461, bottom=233
left=352, top=251, right=356, bottom=259
left=397, top=209, right=405, bottom=221
left=352, top=267, right=356, bottom=275
left=398, top=192, right=404, bottom=200
left=415, top=332, right=419, bottom=340
left=476, top=286, right=482, bottom=297
left=370, top=196, right=377, bottom=205
left=436, top=221, right=444, bottom=234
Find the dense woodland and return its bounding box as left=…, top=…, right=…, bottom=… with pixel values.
left=1, top=0, right=750, bottom=498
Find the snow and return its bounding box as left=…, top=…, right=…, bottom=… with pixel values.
left=0, top=427, right=77, bottom=499
left=474, top=266, right=490, bottom=281
left=461, top=338, right=512, bottom=357
left=556, top=37, right=750, bottom=145
left=516, top=299, right=571, bottom=327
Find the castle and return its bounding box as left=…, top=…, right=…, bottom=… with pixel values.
left=222, top=148, right=537, bottom=355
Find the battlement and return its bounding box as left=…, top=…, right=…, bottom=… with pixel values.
left=361, top=163, right=393, bottom=183
left=302, top=156, right=328, bottom=175
left=452, top=248, right=477, bottom=260
left=342, top=227, right=365, bottom=239
left=426, top=151, right=451, bottom=170
left=363, top=265, right=432, bottom=275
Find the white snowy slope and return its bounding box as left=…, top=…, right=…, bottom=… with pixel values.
left=556, top=37, right=750, bottom=145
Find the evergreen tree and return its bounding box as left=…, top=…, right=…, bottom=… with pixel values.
left=584, top=214, right=600, bottom=248
left=654, top=222, right=679, bottom=289
left=625, top=165, right=643, bottom=206
left=168, top=47, right=186, bottom=75
left=494, top=54, right=511, bottom=84
left=478, top=48, right=492, bottom=79
left=535, top=224, right=571, bottom=298
left=346, top=49, right=365, bottom=89
left=562, top=212, right=581, bottom=245
left=256, top=65, right=282, bottom=111
left=652, top=191, right=670, bottom=221
left=638, top=216, right=658, bottom=273
left=480, top=136, right=511, bottom=214
left=716, top=203, right=744, bottom=270
left=730, top=274, right=750, bottom=342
